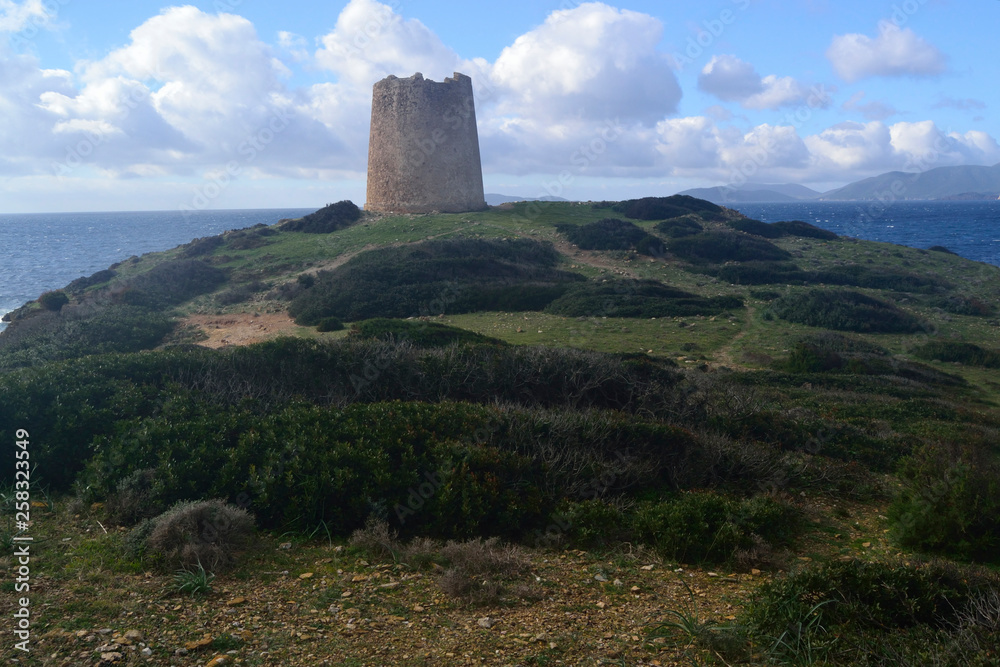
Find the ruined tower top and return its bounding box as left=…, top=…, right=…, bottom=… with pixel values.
left=365, top=72, right=488, bottom=214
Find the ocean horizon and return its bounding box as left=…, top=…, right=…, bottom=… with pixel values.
left=2, top=201, right=998, bottom=331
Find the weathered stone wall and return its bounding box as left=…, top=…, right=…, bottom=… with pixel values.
left=366, top=72, right=488, bottom=214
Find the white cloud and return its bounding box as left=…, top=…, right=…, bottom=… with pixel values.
left=488, top=2, right=680, bottom=124
left=314, top=0, right=463, bottom=87
left=827, top=25, right=946, bottom=83
left=0, top=0, right=50, bottom=33
left=698, top=55, right=814, bottom=110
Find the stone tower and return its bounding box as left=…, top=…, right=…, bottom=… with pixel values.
left=366, top=72, right=487, bottom=214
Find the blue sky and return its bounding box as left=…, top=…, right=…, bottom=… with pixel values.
left=1, top=0, right=997, bottom=212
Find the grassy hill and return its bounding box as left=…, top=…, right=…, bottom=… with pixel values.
left=2, top=196, right=1000, bottom=665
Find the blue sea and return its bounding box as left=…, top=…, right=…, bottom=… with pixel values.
left=2, top=202, right=998, bottom=331
left=729, top=200, right=1000, bottom=267
left=1, top=208, right=312, bottom=330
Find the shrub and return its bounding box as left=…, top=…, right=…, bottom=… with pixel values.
left=727, top=218, right=783, bottom=238
left=772, top=220, right=838, bottom=240
left=350, top=520, right=534, bottom=606
left=890, top=442, right=1000, bottom=563
left=66, top=269, right=117, bottom=293
left=180, top=235, right=225, bottom=258
left=910, top=340, right=1000, bottom=368
left=709, top=261, right=805, bottom=285
left=37, top=291, right=69, bottom=311
left=287, top=238, right=583, bottom=324
left=668, top=232, right=792, bottom=263
left=555, top=218, right=649, bottom=250
left=347, top=318, right=502, bottom=346
left=316, top=316, right=345, bottom=332
left=930, top=295, right=995, bottom=317
left=105, top=468, right=167, bottom=526
left=545, top=279, right=743, bottom=318
left=630, top=492, right=799, bottom=565
left=279, top=201, right=361, bottom=233
left=144, top=499, right=255, bottom=572
left=612, top=195, right=723, bottom=221
left=215, top=281, right=267, bottom=306
left=118, top=259, right=227, bottom=309
left=769, top=289, right=927, bottom=333
left=0, top=304, right=174, bottom=369
left=654, top=216, right=704, bottom=238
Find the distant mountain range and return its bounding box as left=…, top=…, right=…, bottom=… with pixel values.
left=678, top=163, right=1000, bottom=203
left=486, top=194, right=568, bottom=205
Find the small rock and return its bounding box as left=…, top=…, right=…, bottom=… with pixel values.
left=477, top=617, right=495, bottom=629
left=630, top=586, right=641, bottom=593
left=379, top=582, right=400, bottom=590
left=751, top=569, right=762, bottom=576
left=99, top=629, right=113, bottom=635
left=596, top=601, right=607, bottom=609
left=174, top=648, right=188, bottom=656
left=205, top=657, right=230, bottom=667
left=299, top=572, right=314, bottom=580
left=413, top=605, right=425, bottom=612
left=140, top=647, right=153, bottom=658
left=183, top=636, right=213, bottom=651
left=124, top=630, right=143, bottom=641
left=99, top=652, right=123, bottom=663
left=279, top=542, right=292, bottom=550
left=594, top=574, right=608, bottom=582
left=640, top=564, right=655, bottom=571
left=862, top=542, right=872, bottom=548
left=226, top=597, right=247, bottom=607
left=613, top=579, right=623, bottom=587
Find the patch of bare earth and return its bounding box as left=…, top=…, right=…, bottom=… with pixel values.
left=182, top=312, right=300, bottom=349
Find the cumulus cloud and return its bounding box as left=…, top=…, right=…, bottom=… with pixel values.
left=488, top=2, right=681, bottom=124
left=314, top=0, right=463, bottom=87
left=0, top=0, right=51, bottom=33
left=698, top=55, right=815, bottom=110
left=827, top=25, right=947, bottom=83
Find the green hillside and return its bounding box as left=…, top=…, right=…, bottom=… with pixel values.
left=2, top=196, right=999, bottom=665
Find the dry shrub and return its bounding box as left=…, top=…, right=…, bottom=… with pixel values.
left=436, top=537, right=534, bottom=606
left=348, top=520, right=536, bottom=606
left=146, top=499, right=255, bottom=572
left=104, top=468, right=165, bottom=526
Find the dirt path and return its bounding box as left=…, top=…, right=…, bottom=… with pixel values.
left=181, top=312, right=301, bottom=348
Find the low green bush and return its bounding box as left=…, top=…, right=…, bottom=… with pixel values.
left=544, top=279, right=743, bottom=318
left=37, top=291, right=69, bottom=311
left=668, top=232, right=792, bottom=263
left=890, top=442, right=1000, bottom=563
left=911, top=340, right=1000, bottom=368
left=727, top=218, right=838, bottom=240
left=630, top=492, right=799, bottom=564
left=611, top=195, right=724, bottom=221
left=0, top=304, right=174, bottom=369
left=772, top=219, right=838, bottom=240
left=769, top=289, right=927, bottom=333
left=555, top=218, right=649, bottom=250
left=118, top=259, right=227, bottom=309
left=279, top=201, right=361, bottom=233
left=743, top=559, right=998, bottom=664
left=180, top=235, right=225, bottom=258
left=316, top=316, right=345, bottom=332
left=288, top=238, right=583, bottom=324
left=653, top=215, right=703, bottom=238
left=348, top=318, right=502, bottom=346
left=66, top=269, right=117, bottom=293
